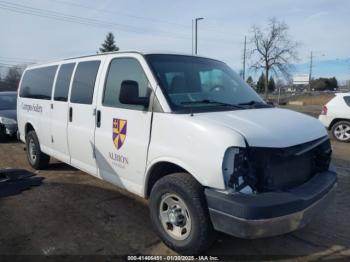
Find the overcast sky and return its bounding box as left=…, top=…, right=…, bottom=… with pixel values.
left=1, top=0, right=349, bottom=81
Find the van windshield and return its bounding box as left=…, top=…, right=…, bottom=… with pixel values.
left=146, top=54, right=268, bottom=113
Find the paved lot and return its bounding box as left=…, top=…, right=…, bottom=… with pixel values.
left=0, top=116, right=349, bottom=260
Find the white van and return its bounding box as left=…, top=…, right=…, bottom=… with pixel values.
left=17, top=51, right=337, bottom=254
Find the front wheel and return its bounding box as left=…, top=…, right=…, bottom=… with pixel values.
left=149, top=173, right=215, bottom=255
left=332, top=121, right=350, bottom=143
left=26, top=130, right=50, bottom=169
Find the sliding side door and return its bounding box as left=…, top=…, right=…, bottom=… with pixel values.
left=67, top=60, right=101, bottom=175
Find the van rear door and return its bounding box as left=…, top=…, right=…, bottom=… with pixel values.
left=67, top=60, right=102, bottom=175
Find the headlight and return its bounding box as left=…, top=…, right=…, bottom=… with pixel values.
left=222, top=147, right=254, bottom=194
left=0, top=117, right=17, bottom=125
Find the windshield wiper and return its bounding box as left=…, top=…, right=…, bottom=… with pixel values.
left=181, top=99, right=244, bottom=108
left=238, top=100, right=272, bottom=108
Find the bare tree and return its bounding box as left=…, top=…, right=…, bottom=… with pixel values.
left=249, top=18, right=299, bottom=99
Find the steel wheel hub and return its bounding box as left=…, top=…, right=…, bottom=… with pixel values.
left=159, top=193, right=192, bottom=241
left=28, top=139, right=37, bottom=163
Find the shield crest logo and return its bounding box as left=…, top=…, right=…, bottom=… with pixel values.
left=113, top=118, right=127, bottom=150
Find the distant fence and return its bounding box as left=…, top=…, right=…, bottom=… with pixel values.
left=267, top=92, right=335, bottom=106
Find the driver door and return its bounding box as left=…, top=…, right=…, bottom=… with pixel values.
left=94, top=55, right=153, bottom=196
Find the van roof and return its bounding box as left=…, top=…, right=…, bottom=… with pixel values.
left=63, top=50, right=144, bottom=61
left=63, top=50, right=213, bottom=61
left=24, top=51, right=217, bottom=69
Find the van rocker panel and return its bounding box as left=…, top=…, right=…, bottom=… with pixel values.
left=205, top=170, right=337, bottom=238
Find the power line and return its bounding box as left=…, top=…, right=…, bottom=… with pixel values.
left=0, top=62, right=27, bottom=68
left=0, top=0, right=243, bottom=52
left=47, top=0, right=189, bottom=29
left=0, top=1, right=191, bottom=41
left=0, top=56, right=37, bottom=62
left=0, top=1, right=242, bottom=47
left=47, top=0, right=241, bottom=37
left=0, top=62, right=22, bottom=66
left=0, top=59, right=36, bottom=64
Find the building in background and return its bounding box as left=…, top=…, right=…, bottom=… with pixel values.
left=289, top=74, right=309, bottom=92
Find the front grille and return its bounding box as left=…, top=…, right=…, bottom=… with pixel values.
left=247, top=137, right=332, bottom=192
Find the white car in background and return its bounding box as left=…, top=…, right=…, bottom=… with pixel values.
left=319, top=93, right=350, bottom=142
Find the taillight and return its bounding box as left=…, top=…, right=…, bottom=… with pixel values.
left=321, top=105, right=328, bottom=115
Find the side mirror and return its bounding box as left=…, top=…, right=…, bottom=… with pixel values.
left=119, top=80, right=149, bottom=107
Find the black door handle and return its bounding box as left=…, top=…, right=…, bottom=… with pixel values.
left=96, top=110, right=101, bottom=128
left=69, top=107, right=73, bottom=122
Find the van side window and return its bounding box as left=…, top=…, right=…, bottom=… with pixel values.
left=20, top=66, right=58, bottom=100
left=103, top=58, right=150, bottom=110
left=54, top=63, right=75, bottom=102
left=70, top=61, right=100, bottom=104
left=344, top=96, right=350, bottom=107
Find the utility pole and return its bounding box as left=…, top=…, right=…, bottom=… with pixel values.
left=308, top=51, right=313, bottom=92
left=191, top=19, right=194, bottom=55
left=242, top=35, right=247, bottom=80
left=194, top=17, right=204, bottom=55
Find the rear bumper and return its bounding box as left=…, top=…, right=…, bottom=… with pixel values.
left=318, top=115, right=332, bottom=129
left=205, top=170, right=337, bottom=239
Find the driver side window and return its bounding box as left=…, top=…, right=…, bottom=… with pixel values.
left=103, top=58, right=150, bottom=110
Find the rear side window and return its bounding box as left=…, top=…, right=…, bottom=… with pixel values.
left=70, top=61, right=100, bottom=104
left=344, top=96, right=350, bottom=107
left=20, top=66, right=58, bottom=100
left=54, top=63, right=75, bottom=102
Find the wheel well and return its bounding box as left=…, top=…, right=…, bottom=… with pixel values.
left=25, top=123, right=34, bottom=136
left=146, top=162, right=187, bottom=198
left=329, top=118, right=350, bottom=130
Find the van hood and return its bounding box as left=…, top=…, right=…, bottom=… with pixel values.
left=196, top=108, right=327, bottom=148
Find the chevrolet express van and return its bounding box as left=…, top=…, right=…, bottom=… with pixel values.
left=17, top=51, right=337, bottom=254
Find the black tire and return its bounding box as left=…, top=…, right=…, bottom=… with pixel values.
left=26, top=130, right=50, bottom=169
left=331, top=121, right=350, bottom=143
left=149, top=173, right=215, bottom=255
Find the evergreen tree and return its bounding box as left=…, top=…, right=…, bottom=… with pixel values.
left=246, top=76, right=255, bottom=88
left=311, top=77, right=339, bottom=91
left=99, top=32, right=119, bottom=53
left=268, top=77, right=276, bottom=92
left=256, top=73, right=265, bottom=93
left=329, top=77, right=338, bottom=90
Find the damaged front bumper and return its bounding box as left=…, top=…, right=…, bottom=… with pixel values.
left=205, top=170, right=337, bottom=239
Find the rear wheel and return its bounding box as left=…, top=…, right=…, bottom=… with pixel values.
left=26, top=130, right=50, bottom=169
left=149, top=173, right=215, bottom=255
left=331, top=121, right=350, bottom=143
